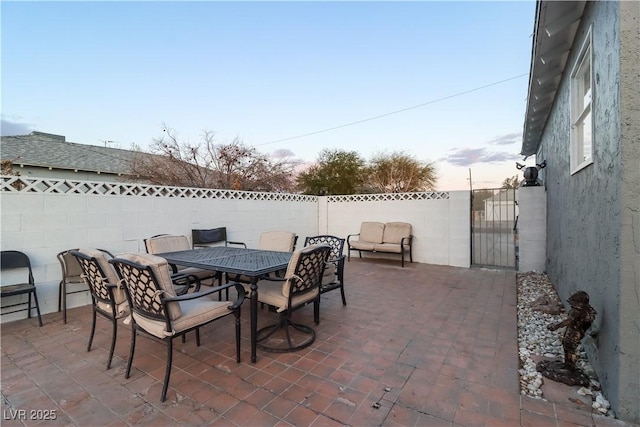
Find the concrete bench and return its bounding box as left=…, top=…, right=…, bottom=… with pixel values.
left=347, top=222, right=413, bottom=267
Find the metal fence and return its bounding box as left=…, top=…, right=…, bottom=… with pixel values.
left=471, top=188, right=516, bottom=269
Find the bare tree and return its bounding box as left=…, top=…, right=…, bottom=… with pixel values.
left=366, top=151, right=437, bottom=193
left=128, top=126, right=300, bottom=192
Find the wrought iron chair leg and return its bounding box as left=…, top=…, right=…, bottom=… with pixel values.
left=340, top=286, right=347, bottom=305
left=125, top=327, right=136, bottom=379
left=235, top=310, right=241, bottom=362
left=314, top=301, right=319, bottom=325
left=161, top=339, right=174, bottom=402
left=284, top=319, right=294, bottom=348
left=88, top=309, right=97, bottom=352
left=106, top=318, right=117, bottom=370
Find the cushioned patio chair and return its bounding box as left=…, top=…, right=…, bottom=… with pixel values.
left=110, top=252, right=245, bottom=402
left=304, top=235, right=347, bottom=305
left=253, top=244, right=330, bottom=353
left=228, top=230, right=297, bottom=284
left=258, top=230, right=298, bottom=252
left=145, top=234, right=215, bottom=289
left=71, top=248, right=128, bottom=369
left=58, top=248, right=114, bottom=324
left=0, top=250, right=43, bottom=326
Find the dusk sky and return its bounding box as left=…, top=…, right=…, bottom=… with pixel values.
left=2, top=1, right=537, bottom=191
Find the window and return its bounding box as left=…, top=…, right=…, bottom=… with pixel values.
left=570, top=28, right=594, bottom=173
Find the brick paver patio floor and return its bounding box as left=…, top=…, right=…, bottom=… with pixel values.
left=1, top=259, right=635, bottom=426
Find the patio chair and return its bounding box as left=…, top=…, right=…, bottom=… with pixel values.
left=192, top=227, right=246, bottom=248
left=0, top=251, right=43, bottom=326
left=227, top=230, right=297, bottom=284
left=145, top=234, right=215, bottom=289
left=71, top=249, right=128, bottom=369
left=253, top=244, right=330, bottom=352
left=304, top=235, right=347, bottom=305
left=109, top=252, right=245, bottom=402
left=58, top=248, right=114, bottom=324
left=258, top=230, right=298, bottom=252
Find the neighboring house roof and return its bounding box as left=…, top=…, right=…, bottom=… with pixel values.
left=1, top=131, right=144, bottom=175
left=521, top=1, right=587, bottom=157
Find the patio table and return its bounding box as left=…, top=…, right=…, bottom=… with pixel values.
left=158, top=246, right=292, bottom=363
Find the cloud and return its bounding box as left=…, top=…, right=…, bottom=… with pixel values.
left=486, top=132, right=521, bottom=146
left=441, top=147, right=520, bottom=167
left=1, top=117, right=34, bottom=136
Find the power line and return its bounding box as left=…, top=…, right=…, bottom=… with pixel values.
left=256, top=73, right=528, bottom=147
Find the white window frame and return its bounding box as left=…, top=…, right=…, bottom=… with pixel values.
left=570, top=27, right=594, bottom=174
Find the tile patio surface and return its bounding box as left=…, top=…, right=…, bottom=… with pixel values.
left=1, top=259, right=635, bottom=426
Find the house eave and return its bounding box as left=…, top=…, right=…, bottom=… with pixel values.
left=521, top=0, right=587, bottom=157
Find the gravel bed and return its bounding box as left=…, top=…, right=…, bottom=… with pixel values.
left=516, top=271, right=612, bottom=416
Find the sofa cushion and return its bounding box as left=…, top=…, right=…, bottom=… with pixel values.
left=349, top=240, right=376, bottom=251
left=373, top=243, right=404, bottom=254
left=382, top=222, right=412, bottom=244
left=359, top=222, right=385, bottom=244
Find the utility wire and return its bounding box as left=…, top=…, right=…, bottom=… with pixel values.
left=256, top=73, right=528, bottom=147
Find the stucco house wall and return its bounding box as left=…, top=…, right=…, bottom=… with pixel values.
left=532, top=1, right=639, bottom=422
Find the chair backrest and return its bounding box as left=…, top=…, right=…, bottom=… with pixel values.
left=57, top=249, right=84, bottom=283
left=145, top=234, right=191, bottom=254
left=382, top=222, right=412, bottom=244
left=360, top=222, right=385, bottom=244
left=259, top=231, right=297, bottom=252
left=71, top=249, right=126, bottom=306
left=58, top=248, right=114, bottom=284
left=304, top=235, right=345, bottom=261
left=110, top=253, right=182, bottom=321
left=192, top=227, right=227, bottom=248
left=0, top=250, right=34, bottom=285
left=282, top=245, right=331, bottom=300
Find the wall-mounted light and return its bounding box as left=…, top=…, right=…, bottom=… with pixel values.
left=516, top=160, right=547, bottom=186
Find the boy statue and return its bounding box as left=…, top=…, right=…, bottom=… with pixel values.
left=536, top=291, right=596, bottom=386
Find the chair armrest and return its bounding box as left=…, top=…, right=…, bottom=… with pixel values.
left=330, top=254, right=346, bottom=262
left=227, top=241, right=247, bottom=248
left=164, top=282, right=245, bottom=309
left=171, top=273, right=201, bottom=293
left=346, top=233, right=360, bottom=244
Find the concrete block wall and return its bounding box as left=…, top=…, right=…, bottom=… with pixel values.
left=0, top=191, right=318, bottom=322
left=323, top=191, right=471, bottom=267
left=0, top=181, right=470, bottom=323
left=517, top=186, right=547, bottom=272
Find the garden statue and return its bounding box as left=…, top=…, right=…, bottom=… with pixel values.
left=536, top=290, right=597, bottom=386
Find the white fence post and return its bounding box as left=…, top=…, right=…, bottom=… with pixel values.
left=516, top=186, right=547, bottom=272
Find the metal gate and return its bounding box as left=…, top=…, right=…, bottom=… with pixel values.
left=471, top=188, right=517, bottom=269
